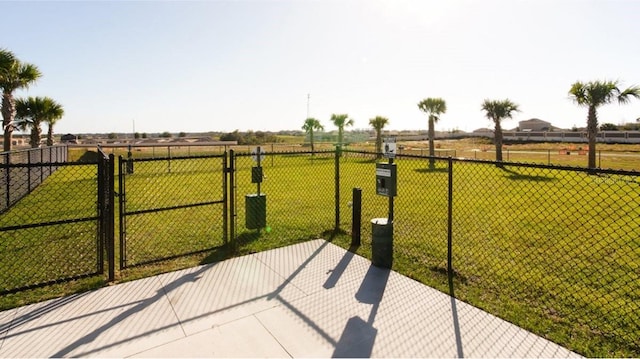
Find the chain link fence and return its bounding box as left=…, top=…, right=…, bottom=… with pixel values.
left=0, top=146, right=68, bottom=213
left=231, top=149, right=336, bottom=253
left=338, top=149, right=639, bottom=357
left=1, top=145, right=638, bottom=356
left=118, top=154, right=227, bottom=268
left=0, top=146, right=103, bottom=295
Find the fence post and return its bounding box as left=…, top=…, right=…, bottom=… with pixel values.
left=351, top=188, right=362, bottom=246
left=229, top=150, right=236, bottom=250
left=222, top=152, right=228, bottom=244
left=27, top=151, right=31, bottom=193
left=598, top=150, right=602, bottom=169
left=107, top=154, right=115, bottom=281
left=447, top=157, right=454, bottom=279
left=118, top=156, right=127, bottom=269
left=40, top=147, right=44, bottom=183
left=97, top=153, right=105, bottom=275
left=334, top=146, right=341, bottom=232
left=5, top=153, right=10, bottom=210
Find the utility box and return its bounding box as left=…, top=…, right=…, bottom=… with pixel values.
left=375, top=162, right=397, bottom=197
left=245, top=194, right=266, bottom=229
left=251, top=167, right=263, bottom=183
left=371, top=218, right=393, bottom=268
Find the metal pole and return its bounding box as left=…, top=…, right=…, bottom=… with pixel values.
left=229, top=150, right=236, bottom=250
left=257, top=146, right=261, bottom=196
left=27, top=151, right=31, bottom=193
left=5, top=153, right=10, bottom=209
left=222, top=152, right=228, bottom=244
left=388, top=157, right=394, bottom=223
left=107, top=154, right=115, bottom=281
left=598, top=150, right=601, bottom=169
left=351, top=188, right=362, bottom=246
left=118, top=156, right=127, bottom=269
left=447, top=157, right=453, bottom=276
left=167, top=146, right=171, bottom=173
left=334, top=146, right=340, bottom=232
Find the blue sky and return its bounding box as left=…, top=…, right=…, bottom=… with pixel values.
left=2, top=0, right=640, bottom=135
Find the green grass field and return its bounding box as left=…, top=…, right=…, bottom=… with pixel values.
left=1, top=149, right=638, bottom=356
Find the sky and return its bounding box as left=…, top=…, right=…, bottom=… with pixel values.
left=2, top=0, right=640, bottom=135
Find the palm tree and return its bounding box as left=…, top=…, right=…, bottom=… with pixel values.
left=418, top=98, right=447, bottom=168
left=0, top=50, right=41, bottom=152
left=368, top=116, right=389, bottom=159
left=569, top=80, right=640, bottom=169
left=330, top=113, right=354, bottom=153
left=14, top=96, right=63, bottom=148
left=302, top=117, right=323, bottom=155
left=481, top=99, right=520, bottom=166
left=15, top=97, right=44, bottom=148
left=42, top=98, right=64, bottom=146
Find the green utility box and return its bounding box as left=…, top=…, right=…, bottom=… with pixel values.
left=371, top=218, right=393, bottom=268
left=245, top=194, right=266, bottom=229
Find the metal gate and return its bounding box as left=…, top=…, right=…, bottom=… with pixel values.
left=118, top=153, right=228, bottom=269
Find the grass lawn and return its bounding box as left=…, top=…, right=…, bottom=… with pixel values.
left=1, top=149, right=638, bottom=357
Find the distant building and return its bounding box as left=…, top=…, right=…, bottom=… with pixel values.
left=61, top=134, right=78, bottom=144
left=472, top=128, right=493, bottom=134
left=519, top=119, right=551, bottom=131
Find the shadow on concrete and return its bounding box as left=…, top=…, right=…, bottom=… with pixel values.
left=332, top=264, right=390, bottom=358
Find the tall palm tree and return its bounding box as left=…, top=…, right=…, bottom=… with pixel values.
left=330, top=113, right=354, bottom=152
left=302, top=117, right=323, bottom=155
left=569, top=80, right=640, bottom=169
left=15, top=97, right=62, bottom=148
left=43, top=99, right=64, bottom=146
left=0, top=50, right=41, bottom=152
left=368, top=116, right=389, bottom=159
left=418, top=98, right=447, bottom=168
left=481, top=99, right=520, bottom=166
left=15, top=97, right=44, bottom=148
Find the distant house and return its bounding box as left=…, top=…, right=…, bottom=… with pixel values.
left=472, top=128, right=493, bottom=134
left=61, top=134, right=78, bottom=144
left=519, top=119, right=551, bottom=131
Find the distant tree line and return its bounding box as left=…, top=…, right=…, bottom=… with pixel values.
left=220, top=130, right=283, bottom=145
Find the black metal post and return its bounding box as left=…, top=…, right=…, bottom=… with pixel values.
left=351, top=188, right=362, bottom=246
left=5, top=153, right=10, bottom=209
left=27, top=151, right=31, bottom=193
left=334, top=146, right=341, bottom=232
left=97, top=153, right=105, bottom=275
left=222, top=152, right=228, bottom=244
left=118, top=156, right=127, bottom=269
left=257, top=146, right=261, bottom=196
left=229, top=150, right=236, bottom=249
left=40, top=147, right=44, bottom=183
left=447, top=157, right=453, bottom=277
left=107, top=154, right=115, bottom=281
left=167, top=146, right=171, bottom=173
left=388, top=157, right=394, bottom=223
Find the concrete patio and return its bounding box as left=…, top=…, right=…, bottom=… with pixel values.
left=0, top=239, right=580, bottom=358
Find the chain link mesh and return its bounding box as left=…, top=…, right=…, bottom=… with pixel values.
left=0, top=148, right=100, bottom=294
left=2, top=144, right=638, bottom=355
left=119, top=155, right=226, bottom=268
left=232, top=150, right=335, bottom=252
left=339, top=150, right=639, bottom=356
